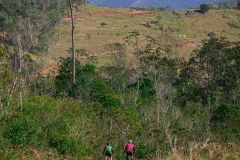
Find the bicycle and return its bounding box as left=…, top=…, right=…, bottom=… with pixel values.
left=126, top=154, right=133, bottom=160
left=105, top=155, right=112, bottom=160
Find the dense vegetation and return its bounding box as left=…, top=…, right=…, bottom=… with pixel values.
left=1, top=1, right=240, bottom=160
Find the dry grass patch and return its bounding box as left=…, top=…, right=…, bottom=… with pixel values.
left=151, top=142, right=240, bottom=160
left=50, top=7, right=240, bottom=67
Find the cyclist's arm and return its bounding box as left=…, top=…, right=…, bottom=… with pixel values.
left=102, top=146, right=106, bottom=154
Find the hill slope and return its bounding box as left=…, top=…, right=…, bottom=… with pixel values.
left=49, top=5, right=239, bottom=68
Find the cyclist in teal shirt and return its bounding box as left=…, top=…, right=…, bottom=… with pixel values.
left=103, top=142, right=114, bottom=160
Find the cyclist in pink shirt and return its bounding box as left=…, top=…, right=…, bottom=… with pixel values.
left=124, top=140, right=135, bottom=160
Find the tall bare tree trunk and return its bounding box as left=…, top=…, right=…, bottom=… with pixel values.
left=16, top=34, right=24, bottom=110
left=67, top=0, right=76, bottom=98
left=8, top=33, right=24, bottom=109
left=134, top=42, right=140, bottom=108
left=68, top=0, right=75, bottom=86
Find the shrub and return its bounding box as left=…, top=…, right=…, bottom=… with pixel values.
left=135, top=142, right=156, bottom=159
left=200, top=4, right=210, bottom=13
left=211, top=103, right=240, bottom=142
left=48, top=135, right=77, bottom=155
left=0, top=134, right=11, bottom=158
left=100, top=22, right=107, bottom=27
left=3, top=119, right=38, bottom=145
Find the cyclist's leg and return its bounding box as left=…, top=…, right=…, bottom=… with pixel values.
left=129, top=152, right=133, bottom=160
left=109, top=152, right=113, bottom=160
left=126, top=152, right=131, bottom=160
left=108, top=154, right=112, bottom=160
left=105, top=153, right=109, bottom=160
left=106, top=152, right=112, bottom=160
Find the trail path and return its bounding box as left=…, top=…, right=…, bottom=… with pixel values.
left=38, top=41, right=200, bottom=75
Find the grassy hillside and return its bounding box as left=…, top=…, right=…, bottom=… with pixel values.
left=50, top=5, right=240, bottom=66
left=1, top=5, right=240, bottom=160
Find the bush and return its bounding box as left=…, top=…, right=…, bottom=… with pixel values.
left=211, top=103, right=240, bottom=142
left=3, top=119, right=38, bottom=146
left=200, top=4, right=210, bottom=13
left=0, top=134, right=11, bottom=158
left=49, top=135, right=77, bottom=155
left=135, top=142, right=156, bottom=159
left=90, top=78, right=114, bottom=102
left=100, top=22, right=107, bottom=27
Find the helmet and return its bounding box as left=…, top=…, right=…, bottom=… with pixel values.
left=129, top=140, right=132, bottom=143
left=107, top=142, right=109, bottom=145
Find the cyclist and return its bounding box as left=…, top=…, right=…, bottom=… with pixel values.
left=103, top=142, right=114, bottom=160
left=124, top=140, right=135, bottom=160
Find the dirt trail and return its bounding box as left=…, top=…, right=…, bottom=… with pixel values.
left=163, top=41, right=201, bottom=49
left=37, top=40, right=200, bottom=76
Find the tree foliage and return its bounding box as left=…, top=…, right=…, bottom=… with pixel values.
left=55, top=56, right=113, bottom=102
left=238, top=0, right=240, bottom=10
left=0, top=0, right=68, bottom=53
left=178, top=38, right=240, bottom=105
left=200, top=4, right=210, bottom=13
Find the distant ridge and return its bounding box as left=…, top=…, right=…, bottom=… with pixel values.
left=89, top=0, right=237, bottom=9
left=99, top=0, right=135, bottom=8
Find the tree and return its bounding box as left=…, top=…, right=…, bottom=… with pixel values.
left=178, top=37, right=240, bottom=106
left=55, top=57, right=92, bottom=100
left=123, top=35, right=184, bottom=155
left=99, top=66, right=127, bottom=95
left=103, top=42, right=127, bottom=68
left=237, top=0, right=240, bottom=10
left=211, top=103, right=240, bottom=142
left=0, top=0, right=67, bottom=53
left=124, top=30, right=141, bottom=107
left=0, top=0, right=68, bottom=108
left=65, top=0, right=86, bottom=89
left=55, top=56, right=114, bottom=102
left=200, top=4, right=210, bottom=14
left=0, top=44, right=11, bottom=116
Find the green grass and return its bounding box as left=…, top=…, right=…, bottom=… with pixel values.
left=223, top=10, right=233, bottom=15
